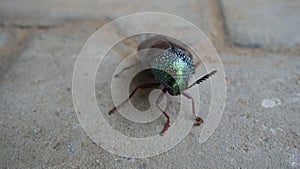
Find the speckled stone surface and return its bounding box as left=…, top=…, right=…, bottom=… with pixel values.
left=0, top=0, right=299, bottom=168
left=220, top=0, right=300, bottom=50
left=0, top=25, right=299, bottom=167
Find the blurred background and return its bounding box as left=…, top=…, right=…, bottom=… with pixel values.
left=0, top=0, right=299, bottom=168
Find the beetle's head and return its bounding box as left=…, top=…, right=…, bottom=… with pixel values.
left=164, top=75, right=189, bottom=96
left=165, top=85, right=180, bottom=96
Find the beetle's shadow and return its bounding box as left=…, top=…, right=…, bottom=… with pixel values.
left=129, top=69, right=157, bottom=111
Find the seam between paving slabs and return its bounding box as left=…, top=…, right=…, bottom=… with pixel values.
left=208, top=0, right=300, bottom=57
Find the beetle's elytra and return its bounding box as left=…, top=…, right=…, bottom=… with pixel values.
left=109, top=35, right=217, bottom=135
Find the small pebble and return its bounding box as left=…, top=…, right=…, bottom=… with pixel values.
left=261, top=98, right=281, bottom=108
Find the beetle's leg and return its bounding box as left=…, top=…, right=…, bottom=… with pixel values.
left=108, top=83, right=161, bottom=115
left=114, top=62, right=139, bottom=78
left=155, top=88, right=170, bottom=135
left=193, top=60, right=201, bottom=74
left=181, top=92, right=203, bottom=126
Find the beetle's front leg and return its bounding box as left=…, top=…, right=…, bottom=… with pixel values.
left=181, top=92, right=203, bottom=126
left=193, top=59, right=201, bottom=74
left=155, top=88, right=170, bottom=135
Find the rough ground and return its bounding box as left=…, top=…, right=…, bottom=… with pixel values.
left=0, top=0, right=299, bottom=168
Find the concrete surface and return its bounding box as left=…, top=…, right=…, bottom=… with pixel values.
left=0, top=0, right=210, bottom=33
left=220, top=0, right=300, bottom=50
left=0, top=0, right=299, bottom=168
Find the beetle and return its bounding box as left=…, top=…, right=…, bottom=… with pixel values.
left=109, top=35, right=217, bottom=135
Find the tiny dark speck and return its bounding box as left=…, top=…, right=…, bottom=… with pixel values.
left=67, top=88, right=71, bottom=91
left=53, top=142, right=61, bottom=150
left=55, top=112, right=60, bottom=117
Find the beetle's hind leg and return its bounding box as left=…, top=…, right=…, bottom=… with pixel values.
left=114, top=62, right=139, bottom=78
left=155, top=88, right=170, bottom=135
left=181, top=92, right=203, bottom=126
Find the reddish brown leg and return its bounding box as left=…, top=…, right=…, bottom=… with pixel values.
left=114, top=62, right=139, bottom=78
left=182, top=92, right=203, bottom=126
left=155, top=88, right=170, bottom=135
left=193, top=60, right=201, bottom=74
left=194, top=60, right=201, bottom=68
left=108, top=83, right=161, bottom=115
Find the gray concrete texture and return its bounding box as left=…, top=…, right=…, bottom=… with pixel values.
left=0, top=0, right=299, bottom=168
left=220, top=0, right=300, bottom=50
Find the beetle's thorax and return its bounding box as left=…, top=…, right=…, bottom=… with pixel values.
left=150, top=48, right=194, bottom=95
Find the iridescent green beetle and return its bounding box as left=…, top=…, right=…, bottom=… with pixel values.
left=109, top=35, right=216, bottom=135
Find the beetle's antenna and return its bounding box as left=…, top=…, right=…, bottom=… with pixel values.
left=187, top=70, right=217, bottom=89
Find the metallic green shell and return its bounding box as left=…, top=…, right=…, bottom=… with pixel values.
left=150, top=48, right=194, bottom=95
